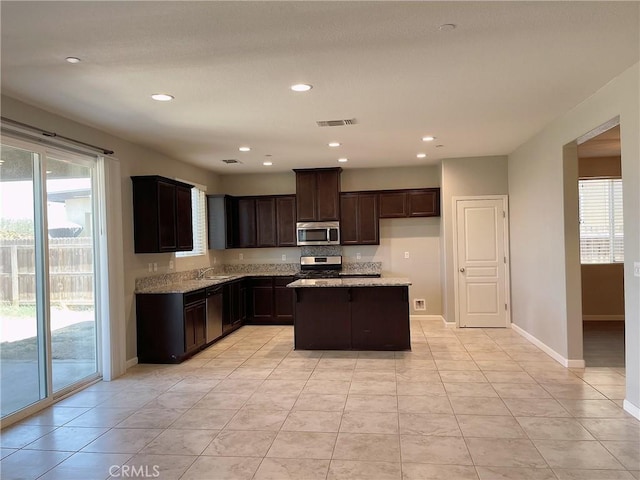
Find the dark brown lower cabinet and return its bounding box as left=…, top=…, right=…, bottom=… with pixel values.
left=247, top=276, right=295, bottom=325
left=293, top=286, right=410, bottom=350
left=223, top=279, right=246, bottom=332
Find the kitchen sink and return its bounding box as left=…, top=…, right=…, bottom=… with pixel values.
left=203, top=275, right=232, bottom=280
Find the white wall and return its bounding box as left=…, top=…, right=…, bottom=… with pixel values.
left=508, top=63, right=640, bottom=412
left=1, top=95, right=221, bottom=363
left=440, top=156, right=510, bottom=322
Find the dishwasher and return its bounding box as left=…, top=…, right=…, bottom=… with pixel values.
left=206, top=286, right=223, bottom=343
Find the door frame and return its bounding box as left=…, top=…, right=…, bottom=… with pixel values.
left=452, top=195, right=511, bottom=328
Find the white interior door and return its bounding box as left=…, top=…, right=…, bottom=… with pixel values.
left=455, top=197, right=509, bottom=328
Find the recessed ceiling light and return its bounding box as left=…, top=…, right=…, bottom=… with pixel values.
left=263, top=161, right=273, bottom=166
left=65, top=56, right=81, bottom=64
left=291, top=83, right=313, bottom=92
left=439, top=23, right=457, bottom=31
left=328, top=142, right=341, bottom=147
left=416, top=153, right=427, bottom=158
left=151, top=93, right=174, bottom=101
left=422, top=136, right=436, bottom=142
left=338, top=158, right=348, bottom=163
left=239, top=146, right=251, bottom=152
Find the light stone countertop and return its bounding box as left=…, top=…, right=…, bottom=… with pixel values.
left=135, top=271, right=294, bottom=294
left=287, top=277, right=411, bottom=288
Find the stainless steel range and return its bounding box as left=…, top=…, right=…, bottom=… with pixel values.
left=295, top=255, right=342, bottom=279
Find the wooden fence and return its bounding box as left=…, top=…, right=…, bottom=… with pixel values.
left=0, top=238, right=93, bottom=306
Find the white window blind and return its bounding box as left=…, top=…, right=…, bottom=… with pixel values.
left=578, top=178, right=623, bottom=264
left=176, top=186, right=206, bottom=258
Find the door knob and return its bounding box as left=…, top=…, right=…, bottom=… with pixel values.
left=459, top=267, right=465, bottom=273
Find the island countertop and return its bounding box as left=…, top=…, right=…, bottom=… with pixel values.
left=287, top=277, right=411, bottom=288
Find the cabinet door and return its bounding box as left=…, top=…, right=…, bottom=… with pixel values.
left=157, top=180, right=177, bottom=251
left=256, top=197, right=277, bottom=247
left=407, top=189, right=440, bottom=217
left=351, top=287, right=410, bottom=350
left=276, top=196, right=297, bottom=246
left=294, top=288, right=351, bottom=349
left=378, top=191, right=407, bottom=218
left=316, top=170, right=340, bottom=221
left=193, top=301, right=207, bottom=348
left=184, top=303, right=198, bottom=352
left=176, top=185, right=193, bottom=251
left=340, top=193, right=359, bottom=245
left=237, top=198, right=257, bottom=248
left=250, top=278, right=274, bottom=322
left=274, top=277, right=294, bottom=324
left=358, top=193, right=379, bottom=244
left=295, top=171, right=317, bottom=221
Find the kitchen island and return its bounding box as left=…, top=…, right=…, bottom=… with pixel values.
left=287, top=277, right=411, bottom=350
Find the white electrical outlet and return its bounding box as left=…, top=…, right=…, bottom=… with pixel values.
left=169, top=260, right=174, bottom=270
left=404, top=251, right=410, bottom=259
left=414, top=299, right=426, bottom=311
left=153, top=263, right=158, bottom=272
left=239, top=253, right=244, bottom=260
left=148, top=263, right=153, bottom=273
left=635, top=262, right=640, bottom=277
left=282, top=254, right=287, bottom=261
left=356, top=252, right=361, bottom=260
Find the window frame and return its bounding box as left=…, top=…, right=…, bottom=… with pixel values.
left=175, top=182, right=207, bottom=258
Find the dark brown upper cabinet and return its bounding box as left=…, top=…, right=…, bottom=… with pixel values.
left=207, top=195, right=238, bottom=249
left=132, top=176, right=194, bottom=253
left=255, top=197, right=277, bottom=247
left=294, top=168, right=341, bottom=221
left=275, top=196, right=297, bottom=246
left=340, top=192, right=379, bottom=245
left=237, top=197, right=257, bottom=248
left=378, top=188, right=440, bottom=218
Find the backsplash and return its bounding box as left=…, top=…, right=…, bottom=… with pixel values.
left=342, top=262, right=382, bottom=275
left=223, top=263, right=299, bottom=274
left=301, top=246, right=342, bottom=256
left=134, top=266, right=223, bottom=292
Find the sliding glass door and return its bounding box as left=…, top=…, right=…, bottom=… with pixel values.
left=0, top=139, right=100, bottom=419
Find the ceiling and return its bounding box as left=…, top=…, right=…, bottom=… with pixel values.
left=1, top=2, right=638, bottom=174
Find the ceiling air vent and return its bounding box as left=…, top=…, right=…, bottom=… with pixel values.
left=221, top=159, right=241, bottom=164
left=316, top=118, right=357, bottom=127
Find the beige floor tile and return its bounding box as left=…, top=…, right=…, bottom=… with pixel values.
left=328, top=460, right=401, bottom=480
left=345, top=395, right=398, bottom=412
left=541, top=383, right=607, bottom=399
left=304, top=380, right=351, bottom=395
left=602, top=441, right=640, bottom=470
left=171, top=407, right=237, bottom=430
left=115, top=408, right=186, bottom=429
left=180, top=456, right=261, bottom=480
left=267, top=368, right=313, bottom=380
left=516, top=417, right=595, bottom=440
left=579, top=418, right=640, bottom=441
left=349, top=381, right=397, bottom=395
left=475, top=360, right=523, bottom=371
left=476, top=466, right=556, bottom=479
left=356, top=358, right=396, bottom=370
left=340, top=411, right=399, bottom=434
left=400, top=434, right=472, bottom=465
left=254, top=458, right=329, bottom=480
left=396, top=370, right=441, bottom=382
left=396, top=381, right=445, bottom=396
left=0, top=448, right=17, bottom=459
left=353, top=370, right=397, bottom=382
left=444, top=383, right=499, bottom=397
left=435, top=360, right=479, bottom=371
left=228, top=368, right=274, bottom=380
left=40, top=451, right=131, bottom=480
left=533, top=439, right=624, bottom=469
left=266, top=431, right=337, bottom=459
left=310, top=369, right=354, bottom=381
left=484, top=371, right=536, bottom=384
left=559, top=399, right=630, bottom=418
left=194, top=392, right=251, bottom=409
left=333, top=433, right=401, bottom=462
left=0, top=424, right=57, bottom=448
left=492, top=383, right=552, bottom=399
left=121, top=453, right=196, bottom=480
left=553, top=469, right=636, bottom=479
left=293, top=393, right=347, bottom=411
left=465, top=438, right=547, bottom=468
left=65, top=408, right=137, bottom=428
left=282, top=410, right=342, bottom=432
left=0, top=449, right=72, bottom=480
left=439, top=371, right=488, bottom=383
left=21, top=407, right=91, bottom=427
left=503, top=398, right=571, bottom=418
left=23, top=426, right=108, bottom=452
left=399, top=413, right=460, bottom=436
left=245, top=391, right=299, bottom=410
left=594, top=385, right=627, bottom=400
left=449, top=396, right=511, bottom=416
left=457, top=415, right=527, bottom=439
left=141, top=428, right=218, bottom=455
left=213, top=378, right=263, bottom=393
left=402, top=462, right=478, bottom=480
left=168, top=377, right=221, bottom=392
left=81, top=428, right=161, bottom=453
left=202, top=430, right=277, bottom=457
left=580, top=373, right=627, bottom=386
left=224, top=408, right=289, bottom=431
left=398, top=395, right=453, bottom=414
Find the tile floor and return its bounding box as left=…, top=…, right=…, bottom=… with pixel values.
left=1, top=320, right=638, bottom=480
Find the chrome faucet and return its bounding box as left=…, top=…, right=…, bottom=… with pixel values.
left=197, top=267, right=217, bottom=279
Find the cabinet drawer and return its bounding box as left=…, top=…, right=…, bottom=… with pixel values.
left=184, top=289, right=206, bottom=306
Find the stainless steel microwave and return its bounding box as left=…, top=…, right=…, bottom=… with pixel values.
left=296, top=221, right=340, bottom=246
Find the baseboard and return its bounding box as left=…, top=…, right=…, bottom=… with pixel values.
left=410, top=314, right=444, bottom=321
left=623, top=400, right=640, bottom=420
left=511, top=324, right=585, bottom=368
left=583, top=315, right=625, bottom=321
left=125, top=357, right=139, bottom=369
